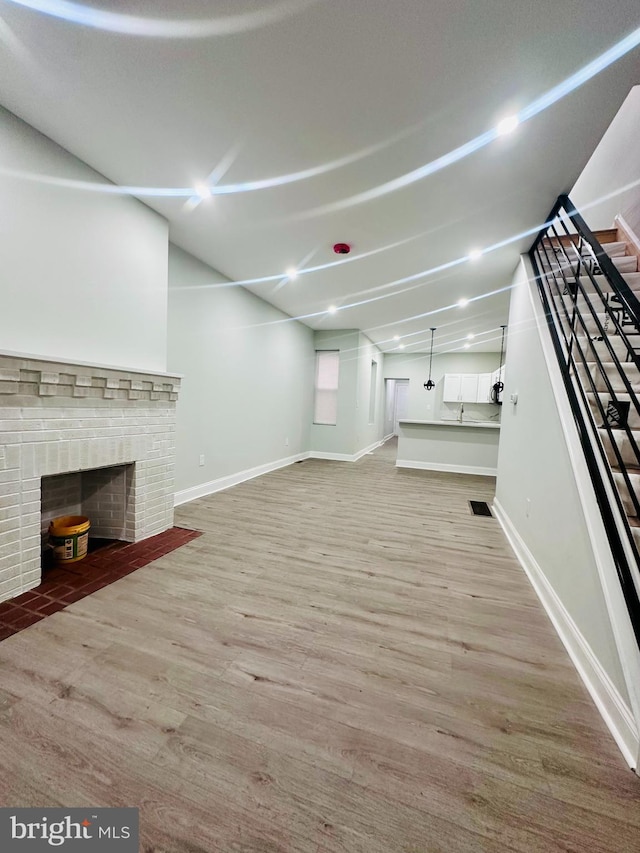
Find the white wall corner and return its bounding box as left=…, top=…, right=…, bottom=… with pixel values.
left=309, top=439, right=384, bottom=463
left=493, top=497, right=639, bottom=769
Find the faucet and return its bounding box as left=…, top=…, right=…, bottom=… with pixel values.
left=458, top=403, right=464, bottom=422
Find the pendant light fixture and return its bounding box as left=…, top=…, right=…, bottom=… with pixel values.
left=491, top=324, right=507, bottom=405
left=423, top=328, right=436, bottom=391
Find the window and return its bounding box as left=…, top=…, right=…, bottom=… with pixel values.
left=314, top=350, right=339, bottom=425
left=368, top=360, right=378, bottom=424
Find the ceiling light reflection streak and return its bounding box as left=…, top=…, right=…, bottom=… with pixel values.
left=388, top=326, right=505, bottom=355
left=335, top=326, right=508, bottom=364
left=2, top=0, right=323, bottom=38
left=308, top=219, right=554, bottom=309
left=377, top=248, right=605, bottom=354
left=0, top=166, right=192, bottom=197
left=176, top=195, right=525, bottom=294
left=0, top=115, right=444, bottom=200
left=2, top=24, right=638, bottom=206
left=234, top=266, right=563, bottom=354
left=287, top=25, right=640, bottom=220
left=362, top=285, right=514, bottom=332
left=167, top=225, right=453, bottom=290
left=378, top=313, right=496, bottom=349
left=255, top=216, right=556, bottom=309
left=208, top=121, right=431, bottom=195
left=184, top=144, right=243, bottom=211
left=230, top=283, right=513, bottom=334
left=208, top=171, right=639, bottom=330
left=225, top=224, right=538, bottom=329
left=272, top=247, right=318, bottom=294
left=390, top=282, right=569, bottom=356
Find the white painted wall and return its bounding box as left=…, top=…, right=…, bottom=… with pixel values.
left=168, top=245, right=314, bottom=498
left=495, top=259, right=631, bottom=709
left=571, top=86, right=640, bottom=234
left=383, top=351, right=502, bottom=423
left=355, top=332, right=385, bottom=452
left=0, top=106, right=169, bottom=371
left=309, top=330, right=384, bottom=457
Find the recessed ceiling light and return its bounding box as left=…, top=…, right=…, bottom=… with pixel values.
left=464, top=343, right=471, bottom=349
left=496, top=115, right=520, bottom=136
left=194, top=182, right=212, bottom=200
left=468, top=248, right=483, bottom=261
left=457, top=297, right=469, bottom=308
left=328, top=305, right=338, bottom=314
left=398, top=344, right=405, bottom=350
left=286, top=267, right=298, bottom=280
left=393, top=335, right=400, bottom=341
left=467, top=333, right=475, bottom=340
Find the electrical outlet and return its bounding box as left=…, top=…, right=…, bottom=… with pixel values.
left=525, top=498, right=531, bottom=518
left=199, top=454, right=205, bottom=467
left=284, top=437, right=289, bottom=446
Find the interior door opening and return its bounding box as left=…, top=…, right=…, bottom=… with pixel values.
left=384, top=379, right=410, bottom=436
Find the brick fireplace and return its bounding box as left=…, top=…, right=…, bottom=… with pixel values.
left=0, top=351, right=181, bottom=604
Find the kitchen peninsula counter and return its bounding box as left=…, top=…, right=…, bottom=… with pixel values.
left=396, top=419, right=501, bottom=476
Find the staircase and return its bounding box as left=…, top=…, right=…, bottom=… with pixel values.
left=530, top=196, right=640, bottom=647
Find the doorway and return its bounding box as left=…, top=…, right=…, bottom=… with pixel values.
left=384, top=379, right=410, bottom=436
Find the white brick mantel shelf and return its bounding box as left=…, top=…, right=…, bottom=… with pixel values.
left=0, top=351, right=182, bottom=603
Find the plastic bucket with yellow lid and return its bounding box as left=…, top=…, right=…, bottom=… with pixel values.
left=48, top=515, right=91, bottom=564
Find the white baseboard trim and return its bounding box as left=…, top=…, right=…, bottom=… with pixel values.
left=175, top=440, right=387, bottom=504
left=309, top=439, right=384, bottom=463
left=308, top=451, right=358, bottom=462
left=174, top=452, right=308, bottom=506
left=396, top=460, right=497, bottom=477
left=493, top=497, right=639, bottom=769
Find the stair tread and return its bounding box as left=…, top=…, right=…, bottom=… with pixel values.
left=584, top=272, right=640, bottom=283
left=583, top=356, right=639, bottom=364
left=578, top=315, right=640, bottom=334
left=596, top=241, right=627, bottom=257
left=598, top=427, right=640, bottom=435
left=545, top=255, right=638, bottom=273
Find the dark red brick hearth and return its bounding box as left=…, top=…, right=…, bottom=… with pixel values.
left=0, top=527, right=201, bottom=642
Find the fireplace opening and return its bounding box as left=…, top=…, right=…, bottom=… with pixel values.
left=41, top=464, right=135, bottom=571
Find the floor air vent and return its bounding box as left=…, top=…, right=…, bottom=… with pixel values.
left=469, top=500, right=492, bottom=517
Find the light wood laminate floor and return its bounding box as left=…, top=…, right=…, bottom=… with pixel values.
left=1, top=439, right=638, bottom=852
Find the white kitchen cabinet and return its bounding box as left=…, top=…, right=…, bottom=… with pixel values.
left=460, top=374, right=479, bottom=402
left=443, top=371, right=504, bottom=403
left=443, top=373, right=478, bottom=401
left=442, top=373, right=462, bottom=402
left=476, top=373, right=492, bottom=403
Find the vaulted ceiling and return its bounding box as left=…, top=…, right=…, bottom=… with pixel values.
left=1, top=0, right=639, bottom=353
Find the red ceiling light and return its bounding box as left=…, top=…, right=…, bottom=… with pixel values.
left=333, top=242, right=351, bottom=254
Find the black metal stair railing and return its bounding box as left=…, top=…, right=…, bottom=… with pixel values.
left=529, top=194, right=640, bottom=649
